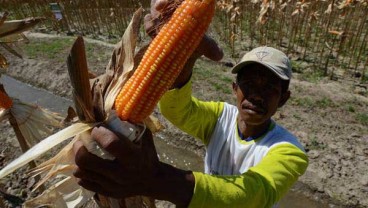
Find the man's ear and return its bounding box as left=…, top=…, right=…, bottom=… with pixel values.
left=232, top=82, right=238, bottom=95
left=278, top=90, right=290, bottom=108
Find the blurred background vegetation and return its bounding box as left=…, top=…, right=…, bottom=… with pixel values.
left=1, top=0, right=367, bottom=83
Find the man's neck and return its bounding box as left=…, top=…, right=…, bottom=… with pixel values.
left=237, top=118, right=271, bottom=139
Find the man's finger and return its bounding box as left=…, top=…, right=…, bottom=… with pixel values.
left=74, top=168, right=124, bottom=190
left=198, top=35, right=224, bottom=61
left=76, top=177, right=146, bottom=199
left=73, top=140, right=118, bottom=175
left=155, top=0, right=169, bottom=12
left=76, top=178, right=115, bottom=196
left=144, top=14, right=157, bottom=37
left=91, top=126, right=139, bottom=163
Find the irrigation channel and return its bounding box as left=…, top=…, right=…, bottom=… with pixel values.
left=1, top=75, right=332, bottom=207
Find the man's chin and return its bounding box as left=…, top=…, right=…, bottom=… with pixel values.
left=239, top=115, right=267, bottom=126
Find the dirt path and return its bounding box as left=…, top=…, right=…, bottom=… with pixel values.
left=1, top=33, right=367, bottom=207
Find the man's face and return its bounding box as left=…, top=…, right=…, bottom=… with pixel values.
left=233, top=64, right=290, bottom=126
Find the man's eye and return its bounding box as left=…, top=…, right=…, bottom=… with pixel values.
left=266, top=84, right=280, bottom=91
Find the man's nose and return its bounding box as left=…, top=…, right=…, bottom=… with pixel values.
left=245, top=87, right=265, bottom=103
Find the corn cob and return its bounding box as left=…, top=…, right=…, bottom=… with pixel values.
left=115, top=0, right=215, bottom=123
left=0, top=90, right=13, bottom=109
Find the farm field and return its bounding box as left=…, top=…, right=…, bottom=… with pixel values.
left=0, top=0, right=368, bottom=207
left=0, top=33, right=367, bottom=207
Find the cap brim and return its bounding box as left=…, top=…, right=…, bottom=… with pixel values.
left=231, top=61, right=290, bottom=80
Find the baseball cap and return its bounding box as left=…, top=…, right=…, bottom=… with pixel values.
left=231, top=46, right=292, bottom=80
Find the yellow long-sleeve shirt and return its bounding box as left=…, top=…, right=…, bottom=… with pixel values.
left=158, top=80, right=308, bottom=208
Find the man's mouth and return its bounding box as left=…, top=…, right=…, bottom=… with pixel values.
left=242, top=104, right=266, bottom=115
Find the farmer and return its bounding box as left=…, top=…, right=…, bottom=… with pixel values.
left=72, top=0, right=308, bottom=207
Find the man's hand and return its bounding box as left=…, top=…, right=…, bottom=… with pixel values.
left=73, top=126, right=195, bottom=207
left=73, top=126, right=159, bottom=198
left=144, top=0, right=224, bottom=88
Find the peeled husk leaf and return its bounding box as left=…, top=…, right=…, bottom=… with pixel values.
left=0, top=52, right=8, bottom=69
left=0, top=108, right=10, bottom=122
left=10, top=99, right=64, bottom=146
left=0, top=17, right=45, bottom=39
left=28, top=138, right=78, bottom=191
left=0, top=42, right=23, bottom=58
left=0, top=12, right=8, bottom=26
left=23, top=176, right=95, bottom=208
left=0, top=15, right=43, bottom=70
left=0, top=122, right=94, bottom=179
left=102, top=8, right=143, bottom=113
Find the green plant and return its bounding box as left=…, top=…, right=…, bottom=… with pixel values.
left=309, top=137, right=327, bottom=150
left=356, top=113, right=368, bottom=125
left=292, top=114, right=302, bottom=120
left=220, top=76, right=233, bottom=83
left=299, top=70, right=325, bottom=83
left=290, top=96, right=314, bottom=107
left=347, top=105, right=355, bottom=113
left=23, top=38, right=73, bottom=59
left=209, top=81, right=232, bottom=94
left=315, top=97, right=335, bottom=108
left=291, top=60, right=303, bottom=73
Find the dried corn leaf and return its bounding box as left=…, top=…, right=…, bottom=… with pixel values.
left=0, top=12, right=8, bottom=26
left=144, top=115, right=164, bottom=133
left=0, top=108, right=10, bottom=122
left=23, top=176, right=94, bottom=208
left=67, top=36, right=95, bottom=123
left=0, top=53, right=8, bottom=69
left=0, top=43, right=22, bottom=58
left=0, top=17, right=45, bottom=39
left=329, top=30, right=344, bottom=36
left=29, top=139, right=77, bottom=190
left=325, top=3, right=333, bottom=14
left=0, top=8, right=158, bottom=208
left=103, top=8, right=143, bottom=113
left=0, top=33, right=29, bottom=44
left=338, top=0, right=353, bottom=9
left=10, top=99, right=63, bottom=146
left=0, top=122, right=94, bottom=179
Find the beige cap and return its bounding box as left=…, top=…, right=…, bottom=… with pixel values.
left=231, top=46, right=292, bottom=80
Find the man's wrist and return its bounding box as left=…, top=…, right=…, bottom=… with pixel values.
left=170, top=55, right=199, bottom=89
left=147, top=162, right=195, bottom=207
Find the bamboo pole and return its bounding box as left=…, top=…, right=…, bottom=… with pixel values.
left=351, top=9, right=367, bottom=76
left=347, top=15, right=364, bottom=73
left=353, top=28, right=367, bottom=77
left=302, top=9, right=316, bottom=60
left=362, top=55, right=368, bottom=83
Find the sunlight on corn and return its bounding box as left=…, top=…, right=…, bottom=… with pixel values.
left=115, top=0, right=216, bottom=123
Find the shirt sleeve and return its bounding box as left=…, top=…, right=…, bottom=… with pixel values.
left=189, top=143, right=309, bottom=208
left=158, top=80, right=224, bottom=145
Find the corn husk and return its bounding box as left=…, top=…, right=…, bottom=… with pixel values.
left=0, top=6, right=142, bottom=176
left=0, top=108, right=10, bottom=122
left=23, top=176, right=95, bottom=208
left=1, top=7, right=158, bottom=208
left=0, top=17, right=45, bottom=39
left=0, top=84, right=64, bottom=174
left=28, top=138, right=78, bottom=191
left=10, top=99, right=64, bottom=146
left=0, top=53, right=8, bottom=69
left=0, top=14, right=44, bottom=70
left=0, top=122, right=93, bottom=179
